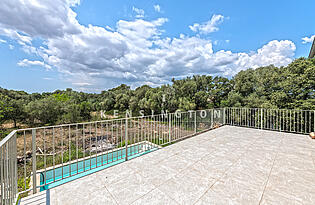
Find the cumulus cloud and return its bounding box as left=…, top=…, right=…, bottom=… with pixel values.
left=235, top=40, right=296, bottom=71
left=0, top=0, right=297, bottom=92
left=0, top=0, right=81, bottom=39
left=189, top=14, right=225, bottom=34
left=154, top=5, right=161, bottom=12
left=132, top=7, right=145, bottom=18
left=18, top=59, right=52, bottom=70
left=302, top=35, right=315, bottom=44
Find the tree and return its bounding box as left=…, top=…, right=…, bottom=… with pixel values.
left=25, top=97, right=63, bottom=125
left=4, top=98, right=26, bottom=127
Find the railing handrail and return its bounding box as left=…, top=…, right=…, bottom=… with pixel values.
left=227, top=107, right=314, bottom=112
left=0, top=130, right=16, bottom=147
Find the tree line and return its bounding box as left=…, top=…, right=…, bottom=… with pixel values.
left=0, top=57, right=314, bottom=138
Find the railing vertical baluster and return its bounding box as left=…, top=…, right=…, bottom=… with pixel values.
left=83, top=124, right=85, bottom=171
left=168, top=113, right=171, bottom=143
left=279, top=109, right=281, bottom=132
left=14, top=133, right=17, bottom=197
left=260, top=108, right=263, bottom=129
left=125, top=118, right=128, bottom=161
left=61, top=127, right=64, bottom=180
left=101, top=122, right=104, bottom=166
left=211, top=109, right=214, bottom=128
left=194, top=111, right=197, bottom=133
left=89, top=123, right=92, bottom=167
left=302, top=110, right=304, bottom=134
left=23, top=131, right=26, bottom=190
left=0, top=143, right=3, bottom=204
left=106, top=122, right=109, bottom=163
left=32, top=129, right=37, bottom=194
left=53, top=127, right=55, bottom=182
left=310, top=111, right=312, bottom=133
left=289, top=110, right=292, bottom=132
left=76, top=124, right=78, bottom=174
left=4, top=144, right=7, bottom=204
left=304, top=111, right=307, bottom=134
left=95, top=122, right=98, bottom=168
left=43, top=129, right=46, bottom=186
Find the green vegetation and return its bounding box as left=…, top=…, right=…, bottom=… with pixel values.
left=0, top=58, right=314, bottom=139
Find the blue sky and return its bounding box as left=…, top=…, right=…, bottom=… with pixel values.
left=0, top=0, right=314, bottom=93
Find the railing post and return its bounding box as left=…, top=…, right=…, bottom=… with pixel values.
left=223, top=108, right=226, bottom=125
left=168, top=113, right=171, bottom=143
left=125, top=118, right=128, bottom=161
left=261, top=108, right=263, bottom=129
left=0, top=144, right=3, bottom=205
left=211, top=109, right=214, bottom=127
left=32, top=129, right=37, bottom=194
left=13, top=132, right=18, bottom=197
left=194, top=111, right=197, bottom=134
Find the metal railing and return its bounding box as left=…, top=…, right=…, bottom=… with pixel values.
left=0, top=131, right=18, bottom=205
left=225, top=108, right=315, bottom=134
left=0, top=109, right=223, bottom=204
left=1, top=107, right=314, bottom=204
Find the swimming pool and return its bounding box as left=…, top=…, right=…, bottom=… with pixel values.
left=39, top=142, right=158, bottom=191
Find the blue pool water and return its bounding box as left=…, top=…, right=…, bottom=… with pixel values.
left=39, top=144, right=157, bottom=191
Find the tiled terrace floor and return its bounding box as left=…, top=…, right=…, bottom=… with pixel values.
left=21, top=126, right=315, bottom=205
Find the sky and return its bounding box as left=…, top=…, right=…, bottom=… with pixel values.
left=0, top=0, right=314, bottom=93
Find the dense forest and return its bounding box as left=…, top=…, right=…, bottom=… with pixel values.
left=0, top=57, right=314, bottom=138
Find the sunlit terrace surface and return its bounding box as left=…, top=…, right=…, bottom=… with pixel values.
left=20, top=125, right=315, bottom=205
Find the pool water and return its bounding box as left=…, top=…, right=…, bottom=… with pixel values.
left=39, top=143, right=157, bottom=191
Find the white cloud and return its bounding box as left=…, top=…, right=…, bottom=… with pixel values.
left=154, top=5, right=161, bottom=12
left=234, top=40, right=296, bottom=73
left=302, top=35, right=315, bottom=44
left=9, top=44, right=14, bottom=49
left=0, top=38, right=6, bottom=43
left=132, top=6, right=145, bottom=18
left=0, top=0, right=297, bottom=92
left=17, top=59, right=52, bottom=69
left=72, top=82, right=92, bottom=86
left=189, top=14, right=225, bottom=34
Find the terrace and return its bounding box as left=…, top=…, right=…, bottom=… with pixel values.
left=1, top=108, right=315, bottom=204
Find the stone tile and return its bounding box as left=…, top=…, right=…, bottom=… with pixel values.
left=52, top=173, right=104, bottom=198
left=273, top=153, right=315, bottom=171
left=223, top=165, right=269, bottom=189
left=158, top=154, right=194, bottom=173
left=260, top=190, right=304, bottom=205
left=94, top=162, right=136, bottom=185
left=195, top=189, right=235, bottom=205
left=191, top=161, right=227, bottom=179
left=131, top=188, right=179, bottom=205
left=54, top=187, right=117, bottom=205
left=265, top=169, right=315, bottom=204
left=137, top=163, right=176, bottom=187
left=209, top=177, right=265, bottom=204
left=106, top=173, right=155, bottom=205
left=158, top=167, right=216, bottom=205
